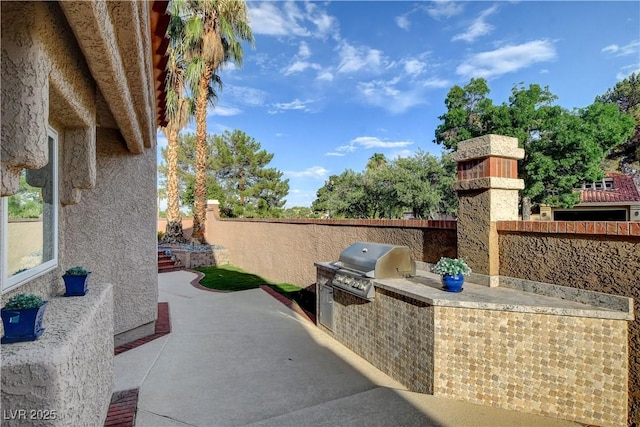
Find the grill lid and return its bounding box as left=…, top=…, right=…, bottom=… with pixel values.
left=335, top=242, right=415, bottom=279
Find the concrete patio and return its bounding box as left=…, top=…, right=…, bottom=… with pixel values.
left=115, top=270, right=581, bottom=426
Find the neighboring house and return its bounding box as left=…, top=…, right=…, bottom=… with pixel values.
left=540, top=173, right=640, bottom=221
left=1, top=1, right=168, bottom=424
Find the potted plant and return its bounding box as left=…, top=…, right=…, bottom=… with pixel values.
left=432, top=257, right=471, bottom=292
left=1, top=293, right=48, bottom=343
left=62, top=266, right=91, bottom=296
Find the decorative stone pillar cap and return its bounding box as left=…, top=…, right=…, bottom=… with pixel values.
left=207, top=200, right=220, bottom=205
left=451, top=134, right=524, bottom=162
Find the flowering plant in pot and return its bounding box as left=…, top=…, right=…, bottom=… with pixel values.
left=432, top=257, right=471, bottom=292
left=62, top=266, right=91, bottom=296
left=1, top=293, right=48, bottom=343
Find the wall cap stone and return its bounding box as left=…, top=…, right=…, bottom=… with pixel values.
left=451, top=134, right=524, bottom=162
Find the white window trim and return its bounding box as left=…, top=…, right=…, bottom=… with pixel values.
left=2, top=126, right=59, bottom=293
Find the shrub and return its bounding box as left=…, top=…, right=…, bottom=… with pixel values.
left=64, top=266, right=89, bottom=276
left=3, top=293, right=45, bottom=310
left=432, top=257, right=471, bottom=276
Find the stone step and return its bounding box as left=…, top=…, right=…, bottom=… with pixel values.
left=157, top=249, right=185, bottom=273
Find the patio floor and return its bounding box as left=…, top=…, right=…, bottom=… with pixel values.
left=114, top=270, right=581, bottom=426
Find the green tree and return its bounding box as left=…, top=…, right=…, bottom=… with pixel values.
left=596, top=72, right=640, bottom=168
left=434, top=78, right=635, bottom=208
left=311, top=153, right=456, bottom=219
left=178, top=0, right=254, bottom=243
left=213, top=130, right=289, bottom=218
left=366, top=153, right=388, bottom=170
left=393, top=151, right=457, bottom=218
left=7, top=173, right=42, bottom=219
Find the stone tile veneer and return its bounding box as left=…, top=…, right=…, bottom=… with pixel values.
left=318, top=266, right=629, bottom=426
left=333, top=288, right=435, bottom=394
left=434, top=307, right=627, bottom=426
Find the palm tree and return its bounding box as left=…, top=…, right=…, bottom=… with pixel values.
left=366, top=153, right=388, bottom=171
left=159, top=10, right=194, bottom=243
left=181, top=0, right=254, bottom=243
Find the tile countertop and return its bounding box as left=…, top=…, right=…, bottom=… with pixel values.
left=373, top=271, right=633, bottom=321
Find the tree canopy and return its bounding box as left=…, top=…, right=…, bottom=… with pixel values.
left=596, top=72, right=640, bottom=169
left=311, top=151, right=455, bottom=219
left=434, top=78, right=635, bottom=207
left=159, top=130, right=289, bottom=219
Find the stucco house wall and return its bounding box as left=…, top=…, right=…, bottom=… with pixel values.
left=64, top=129, right=158, bottom=339
left=1, top=1, right=167, bottom=424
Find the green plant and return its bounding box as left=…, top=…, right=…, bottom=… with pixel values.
left=64, top=266, right=89, bottom=276
left=157, top=230, right=166, bottom=241
left=432, top=257, right=471, bottom=276
left=3, top=293, right=45, bottom=310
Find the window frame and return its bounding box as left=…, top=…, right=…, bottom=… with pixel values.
left=2, top=126, right=59, bottom=293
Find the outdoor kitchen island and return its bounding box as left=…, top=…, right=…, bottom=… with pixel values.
left=315, top=259, right=633, bottom=427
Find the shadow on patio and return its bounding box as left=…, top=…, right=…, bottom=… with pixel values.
left=114, top=270, right=580, bottom=427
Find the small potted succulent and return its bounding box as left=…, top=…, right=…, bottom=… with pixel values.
left=62, top=266, right=91, bottom=296
left=432, top=257, right=471, bottom=292
left=1, top=293, right=48, bottom=343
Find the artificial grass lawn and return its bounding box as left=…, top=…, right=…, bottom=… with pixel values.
left=194, top=265, right=315, bottom=313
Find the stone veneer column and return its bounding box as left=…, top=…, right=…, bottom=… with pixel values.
left=451, top=134, right=524, bottom=286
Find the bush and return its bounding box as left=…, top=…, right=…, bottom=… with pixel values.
left=432, top=257, right=471, bottom=276
left=64, top=266, right=89, bottom=276
left=3, top=293, right=45, bottom=310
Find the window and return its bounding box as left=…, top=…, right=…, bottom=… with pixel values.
left=2, top=127, right=58, bottom=292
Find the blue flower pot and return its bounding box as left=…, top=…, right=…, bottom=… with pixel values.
left=442, top=274, right=464, bottom=292
left=1, top=302, right=48, bottom=343
left=62, top=273, right=90, bottom=296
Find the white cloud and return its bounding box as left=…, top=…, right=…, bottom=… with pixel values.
left=425, top=0, right=464, bottom=20
left=389, top=149, right=413, bottom=160
left=337, top=41, right=386, bottom=74
left=333, top=136, right=413, bottom=154
left=350, top=136, right=413, bottom=149
left=452, top=4, right=498, bottom=43
left=285, top=166, right=329, bottom=179
left=248, top=2, right=337, bottom=39
left=316, top=70, right=334, bottom=82
left=616, top=64, right=640, bottom=80
left=298, top=41, right=311, bottom=59
left=602, top=40, right=640, bottom=56
left=224, top=85, right=268, bottom=107
left=456, top=40, right=556, bottom=79
left=268, top=98, right=314, bottom=114
left=357, top=80, right=426, bottom=114
left=421, top=77, right=450, bottom=88
left=284, top=60, right=320, bottom=75
left=325, top=152, right=345, bottom=157
left=207, top=105, right=242, bottom=117
left=404, top=59, right=426, bottom=76
left=395, top=15, right=410, bottom=31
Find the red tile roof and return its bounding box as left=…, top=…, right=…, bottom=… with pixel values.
left=580, top=173, right=640, bottom=203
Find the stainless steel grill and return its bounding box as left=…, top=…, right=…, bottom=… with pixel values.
left=328, top=242, right=415, bottom=300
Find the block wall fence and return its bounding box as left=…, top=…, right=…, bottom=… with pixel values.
left=159, top=134, right=639, bottom=425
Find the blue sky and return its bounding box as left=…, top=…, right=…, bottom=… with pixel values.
left=157, top=1, right=640, bottom=208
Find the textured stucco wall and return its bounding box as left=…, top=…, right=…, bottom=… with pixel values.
left=457, top=191, right=493, bottom=275
left=207, top=218, right=456, bottom=287
left=63, top=129, right=157, bottom=336
left=499, top=232, right=640, bottom=425
left=1, top=283, right=114, bottom=426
